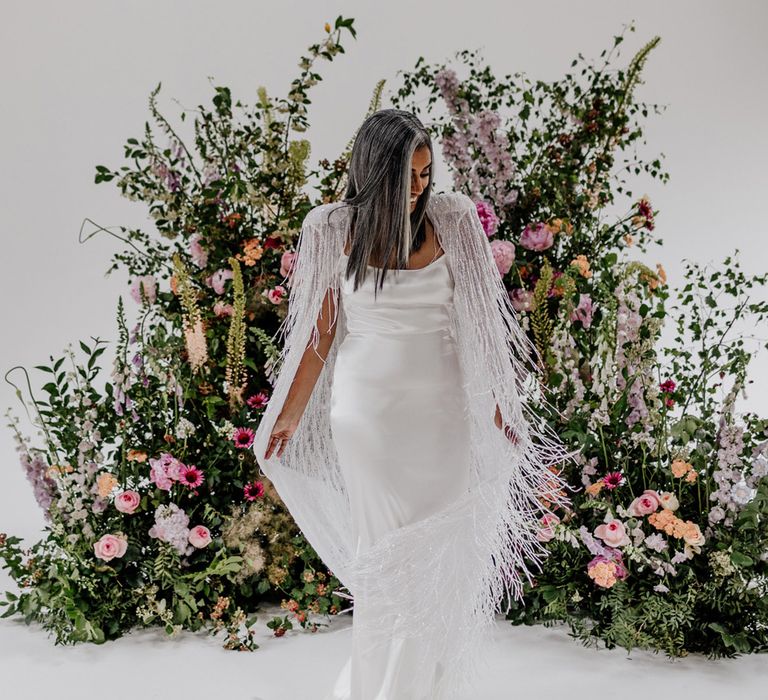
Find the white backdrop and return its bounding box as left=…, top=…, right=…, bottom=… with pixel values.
left=1, top=0, right=766, bottom=547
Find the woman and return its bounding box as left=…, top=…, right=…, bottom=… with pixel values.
left=253, top=109, right=576, bottom=700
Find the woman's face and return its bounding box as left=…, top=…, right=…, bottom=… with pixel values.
left=410, top=145, right=432, bottom=211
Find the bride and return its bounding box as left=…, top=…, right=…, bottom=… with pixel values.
left=253, top=108, right=576, bottom=700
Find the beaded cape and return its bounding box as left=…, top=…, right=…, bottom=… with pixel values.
left=252, top=191, right=577, bottom=697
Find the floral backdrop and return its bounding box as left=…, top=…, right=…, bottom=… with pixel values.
left=2, top=17, right=767, bottom=659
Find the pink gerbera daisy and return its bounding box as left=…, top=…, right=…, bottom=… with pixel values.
left=233, top=427, right=255, bottom=449
left=246, top=392, right=269, bottom=410
left=602, top=471, right=625, bottom=489
left=179, top=464, right=205, bottom=489
left=244, top=480, right=265, bottom=501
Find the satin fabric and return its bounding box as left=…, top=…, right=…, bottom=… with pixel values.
left=325, top=251, right=471, bottom=699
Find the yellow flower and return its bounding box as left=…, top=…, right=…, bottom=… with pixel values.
left=324, top=22, right=331, bottom=32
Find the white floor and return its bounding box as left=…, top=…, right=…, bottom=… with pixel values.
left=1, top=570, right=767, bottom=700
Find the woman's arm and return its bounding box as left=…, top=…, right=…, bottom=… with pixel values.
left=264, top=287, right=338, bottom=459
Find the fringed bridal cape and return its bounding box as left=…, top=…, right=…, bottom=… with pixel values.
left=252, top=191, right=576, bottom=698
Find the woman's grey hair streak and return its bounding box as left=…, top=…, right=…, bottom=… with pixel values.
left=330, top=108, right=435, bottom=296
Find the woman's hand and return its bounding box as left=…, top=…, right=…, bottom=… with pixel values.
left=264, top=411, right=300, bottom=459
left=494, top=403, right=519, bottom=444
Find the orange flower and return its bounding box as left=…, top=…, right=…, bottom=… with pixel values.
left=671, top=458, right=693, bottom=478
left=127, top=449, right=148, bottom=463
left=623, top=234, right=634, bottom=246
left=570, top=254, right=593, bottom=279
left=96, top=472, right=118, bottom=498
left=585, top=481, right=604, bottom=496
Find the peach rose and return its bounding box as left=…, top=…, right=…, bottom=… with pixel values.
left=658, top=491, right=679, bottom=511
left=594, top=518, right=630, bottom=548
left=188, top=525, right=212, bottom=548
left=683, top=523, right=705, bottom=547
left=93, top=533, right=128, bottom=562
left=96, top=472, right=118, bottom=498
left=114, top=490, right=141, bottom=514
left=628, top=489, right=661, bottom=517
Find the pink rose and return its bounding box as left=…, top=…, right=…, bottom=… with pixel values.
left=115, top=490, right=141, bottom=514
left=280, top=251, right=297, bottom=279
left=594, top=518, right=630, bottom=548
left=188, top=525, right=212, bottom=549
left=213, top=301, right=234, bottom=317
left=628, top=489, right=661, bottom=517
left=490, top=239, right=516, bottom=276
left=536, top=513, right=560, bottom=542
left=205, top=269, right=234, bottom=295
left=519, top=222, right=554, bottom=252
left=266, top=285, right=287, bottom=305
left=93, top=533, right=128, bottom=562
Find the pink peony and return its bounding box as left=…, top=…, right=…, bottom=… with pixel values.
left=114, top=490, right=141, bottom=514
left=594, top=518, right=630, bottom=548
left=130, top=275, right=157, bottom=305
left=519, top=222, right=554, bottom=252
left=628, top=489, right=661, bottom=517
left=474, top=200, right=500, bottom=237
left=509, top=288, right=535, bottom=312
left=490, top=239, right=516, bottom=276
left=93, top=533, right=128, bottom=562
left=188, top=525, right=212, bottom=549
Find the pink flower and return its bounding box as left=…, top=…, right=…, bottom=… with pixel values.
left=115, top=490, right=141, bottom=514
left=490, top=239, right=515, bottom=276
left=602, top=471, right=624, bottom=489
left=205, top=269, right=234, bottom=295
left=188, top=525, right=212, bottom=549
left=594, top=518, right=630, bottom=548
left=570, top=293, right=594, bottom=329
left=233, top=427, right=255, bottom=449
left=246, top=392, right=269, bottom=410
left=244, top=480, right=265, bottom=501
left=213, top=301, right=234, bottom=317
left=179, top=464, right=205, bottom=489
left=149, top=452, right=184, bottom=491
left=536, top=513, right=560, bottom=542
left=628, top=489, right=661, bottom=517
left=266, top=285, right=287, bottom=305
left=189, top=233, right=209, bottom=269
left=93, top=533, right=128, bottom=562
left=509, top=288, right=535, bottom=312
left=130, top=275, right=157, bottom=304
left=474, top=200, right=499, bottom=237
left=280, top=251, right=297, bottom=279
left=519, top=222, right=554, bottom=252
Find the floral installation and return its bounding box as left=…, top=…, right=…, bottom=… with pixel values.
left=2, top=19, right=767, bottom=662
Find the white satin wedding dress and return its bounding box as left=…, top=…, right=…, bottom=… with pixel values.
left=324, top=249, right=471, bottom=700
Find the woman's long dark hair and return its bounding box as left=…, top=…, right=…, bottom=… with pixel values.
left=336, top=109, right=435, bottom=295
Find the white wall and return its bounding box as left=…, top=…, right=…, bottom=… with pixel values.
left=1, top=0, right=766, bottom=539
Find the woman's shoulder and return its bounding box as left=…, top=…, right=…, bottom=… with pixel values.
left=427, top=191, right=475, bottom=216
